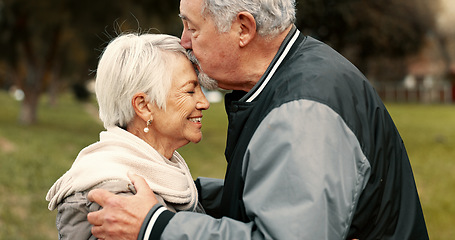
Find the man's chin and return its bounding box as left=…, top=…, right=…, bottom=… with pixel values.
left=198, top=71, right=219, bottom=90
left=187, top=50, right=219, bottom=90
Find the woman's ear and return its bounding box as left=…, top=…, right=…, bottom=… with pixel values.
left=237, top=12, right=257, bottom=48
left=131, top=92, right=153, bottom=122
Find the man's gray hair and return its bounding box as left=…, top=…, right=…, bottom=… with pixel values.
left=202, top=0, right=296, bottom=37
left=95, top=33, right=187, bottom=129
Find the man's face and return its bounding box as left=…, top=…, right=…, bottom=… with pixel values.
left=179, top=0, right=240, bottom=90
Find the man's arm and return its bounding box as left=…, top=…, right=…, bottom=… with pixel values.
left=142, top=100, right=370, bottom=239
left=195, top=177, right=224, bottom=218
left=87, top=100, right=370, bottom=240
left=87, top=173, right=251, bottom=240
left=237, top=99, right=371, bottom=238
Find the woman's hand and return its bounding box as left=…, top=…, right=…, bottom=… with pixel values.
left=87, top=173, right=158, bottom=240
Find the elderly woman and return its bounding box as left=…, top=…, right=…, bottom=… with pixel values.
left=46, top=33, right=210, bottom=239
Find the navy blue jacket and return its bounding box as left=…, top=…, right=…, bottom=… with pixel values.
left=140, top=26, right=428, bottom=240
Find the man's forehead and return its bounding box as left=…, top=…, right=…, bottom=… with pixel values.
left=179, top=0, right=203, bottom=19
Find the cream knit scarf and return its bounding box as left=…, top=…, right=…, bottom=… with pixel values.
left=46, top=127, right=198, bottom=212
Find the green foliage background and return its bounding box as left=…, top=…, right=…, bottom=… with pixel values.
left=0, top=91, right=454, bottom=239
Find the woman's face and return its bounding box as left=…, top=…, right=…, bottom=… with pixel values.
left=151, top=54, right=210, bottom=149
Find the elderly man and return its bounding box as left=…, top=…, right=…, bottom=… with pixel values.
left=87, top=0, right=428, bottom=239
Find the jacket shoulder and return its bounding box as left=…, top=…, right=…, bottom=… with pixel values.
left=55, top=180, right=134, bottom=240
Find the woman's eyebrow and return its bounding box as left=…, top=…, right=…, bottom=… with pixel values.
left=179, top=79, right=198, bottom=89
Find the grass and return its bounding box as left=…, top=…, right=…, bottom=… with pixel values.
left=0, top=91, right=227, bottom=239
left=0, top=90, right=453, bottom=239
left=386, top=103, right=455, bottom=240
left=0, top=92, right=106, bottom=239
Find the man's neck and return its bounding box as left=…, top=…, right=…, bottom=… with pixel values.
left=240, top=25, right=294, bottom=92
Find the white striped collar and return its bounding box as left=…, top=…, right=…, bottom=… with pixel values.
left=244, top=27, right=301, bottom=103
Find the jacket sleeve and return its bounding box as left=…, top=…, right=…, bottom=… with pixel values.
left=240, top=99, right=371, bottom=239
left=195, top=177, right=224, bottom=218
left=142, top=99, right=371, bottom=239
left=56, top=192, right=100, bottom=240
left=55, top=180, right=136, bottom=240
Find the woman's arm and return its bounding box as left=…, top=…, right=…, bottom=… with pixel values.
left=56, top=180, right=135, bottom=240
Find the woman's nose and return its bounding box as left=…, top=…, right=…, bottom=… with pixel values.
left=197, top=93, right=210, bottom=110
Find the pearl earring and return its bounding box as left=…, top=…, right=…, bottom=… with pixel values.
left=143, top=119, right=152, bottom=133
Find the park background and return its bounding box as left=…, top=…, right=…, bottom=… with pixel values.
left=0, top=0, right=454, bottom=239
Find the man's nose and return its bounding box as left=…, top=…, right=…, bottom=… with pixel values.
left=181, top=29, right=192, bottom=49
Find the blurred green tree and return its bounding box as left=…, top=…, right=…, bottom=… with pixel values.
left=0, top=0, right=439, bottom=124
left=296, top=0, right=438, bottom=80
left=0, top=0, right=180, bottom=125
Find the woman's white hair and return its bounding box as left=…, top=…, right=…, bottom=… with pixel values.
left=202, top=0, right=296, bottom=37
left=95, top=33, right=187, bottom=129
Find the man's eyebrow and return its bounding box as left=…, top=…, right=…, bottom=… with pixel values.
left=178, top=14, right=189, bottom=21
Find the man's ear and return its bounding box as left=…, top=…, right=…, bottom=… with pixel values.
left=237, top=12, right=257, bottom=47
left=131, top=92, right=153, bottom=122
